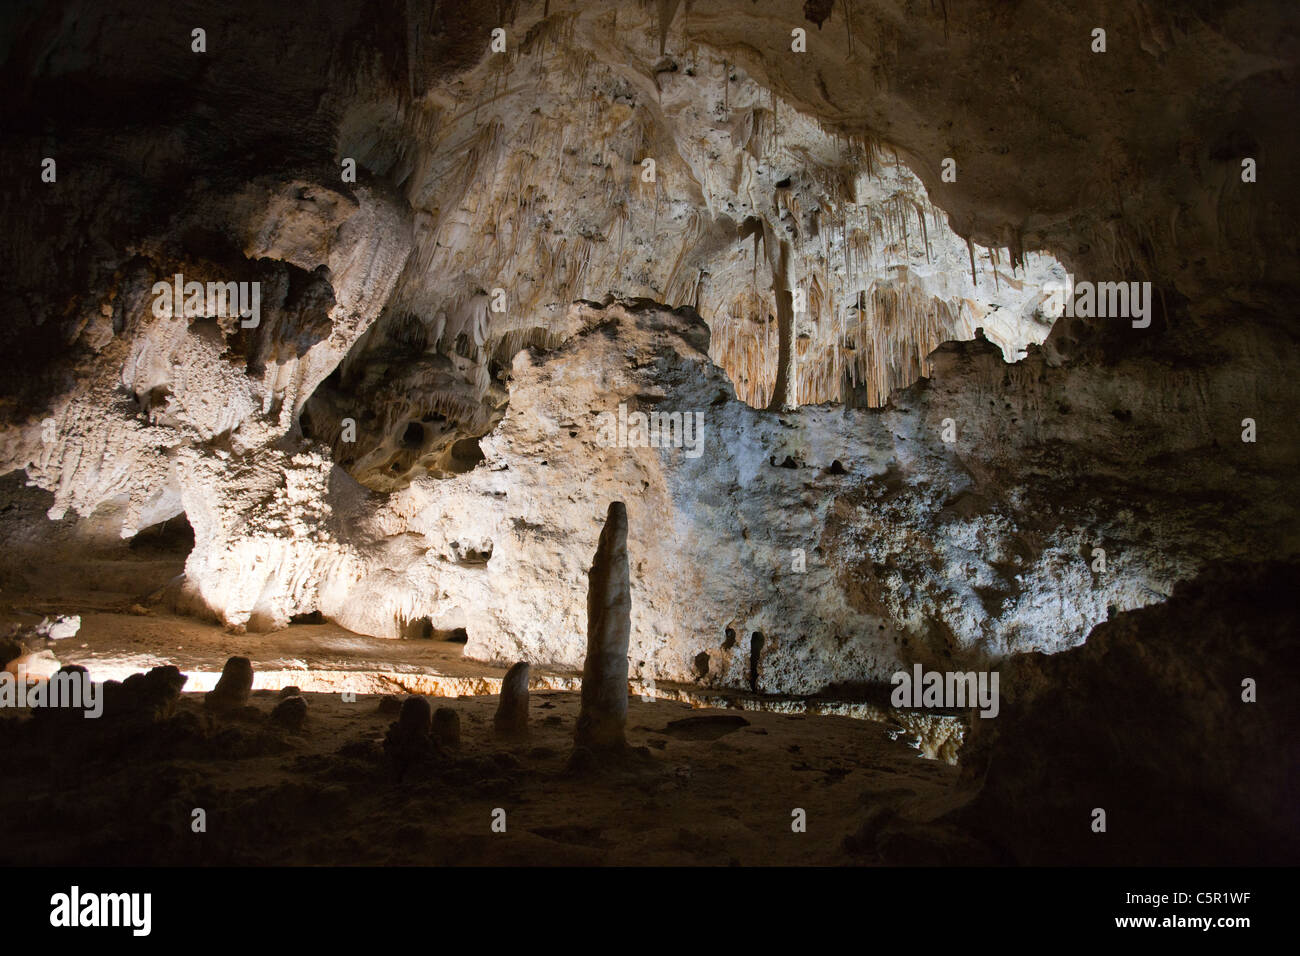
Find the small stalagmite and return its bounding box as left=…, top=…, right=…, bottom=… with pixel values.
left=384, top=696, right=434, bottom=782
left=117, top=665, right=187, bottom=720
left=432, top=706, right=461, bottom=750
left=494, top=661, right=531, bottom=736
left=574, top=501, right=631, bottom=753
left=270, top=694, right=309, bottom=731
left=396, top=696, right=432, bottom=740
left=205, top=656, right=253, bottom=712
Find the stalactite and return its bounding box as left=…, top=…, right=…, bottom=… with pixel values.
left=653, top=179, right=661, bottom=238
left=918, top=203, right=930, bottom=263
left=771, top=88, right=779, bottom=154
left=900, top=197, right=909, bottom=260
left=656, top=0, right=681, bottom=55
left=663, top=212, right=701, bottom=305
left=368, top=24, right=1062, bottom=430
left=763, top=217, right=798, bottom=412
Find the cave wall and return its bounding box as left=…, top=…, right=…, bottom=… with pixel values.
left=172, top=298, right=1297, bottom=695
left=0, top=0, right=1296, bottom=695
left=956, top=559, right=1300, bottom=865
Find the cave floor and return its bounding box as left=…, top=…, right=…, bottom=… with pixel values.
left=0, top=603, right=982, bottom=866
left=0, top=685, right=976, bottom=866
left=3, top=603, right=534, bottom=691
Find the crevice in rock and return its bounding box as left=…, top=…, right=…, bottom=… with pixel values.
left=128, top=512, right=194, bottom=556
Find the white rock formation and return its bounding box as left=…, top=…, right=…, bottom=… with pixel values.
left=2, top=181, right=412, bottom=542
left=156, top=299, right=1293, bottom=695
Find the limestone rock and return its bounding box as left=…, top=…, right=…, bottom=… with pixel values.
left=34, top=615, right=81, bottom=641
left=123, top=666, right=187, bottom=721
left=432, top=707, right=461, bottom=751
left=30, top=665, right=94, bottom=725
left=493, top=661, right=530, bottom=737
left=205, top=657, right=254, bottom=712
left=394, top=697, right=432, bottom=740
left=0, top=1, right=1292, bottom=712
left=956, top=560, right=1300, bottom=865
left=101, top=665, right=188, bottom=721
left=0, top=4, right=1294, bottom=856
left=574, top=502, right=631, bottom=753
left=270, top=695, right=309, bottom=731
left=383, top=696, right=438, bottom=781
left=6, top=649, right=60, bottom=681
left=85, top=294, right=1288, bottom=700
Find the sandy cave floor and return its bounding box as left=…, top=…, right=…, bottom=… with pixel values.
left=0, top=592, right=979, bottom=866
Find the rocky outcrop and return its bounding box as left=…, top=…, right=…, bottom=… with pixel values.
left=955, top=560, right=1300, bottom=865
left=574, top=502, right=632, bottom=753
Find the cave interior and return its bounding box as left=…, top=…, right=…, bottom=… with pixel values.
left=0, top=0, right=1297, bottom=868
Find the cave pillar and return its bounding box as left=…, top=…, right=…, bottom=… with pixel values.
left=574, top=501, right=631, bottom=752
left=764, top=220, right=798, bottom=412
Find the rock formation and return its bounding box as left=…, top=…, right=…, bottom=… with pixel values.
left=395, top=697, right=432, bottom=740
left=432, top=706, right=461, bottom=750
left=494, top=661, right=531, bottom=736
left=0, top=0, right=1294, bottom=701
left=59, top=297, right=1282, bottom=700
left=2, top=621, right=64, bottom=680
left=204, top=657, right=254, bottom=712
left=29, top=665, right=94, bottom=725
left=761, top=218, right=799, bottom=413
left=270, top=695, right=309, bottom=731
left=0, top=0, right=1295, bottom=870
left=574, top=502, right=632, bottom=753
left=954, top=560, right=1300, bottom=866
left=383, top=696, right=437, bottom=781
left=111, top=666, right=188, bottom=722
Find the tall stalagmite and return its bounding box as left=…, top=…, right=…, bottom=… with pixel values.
left=574, top=502, right=631, bottom=752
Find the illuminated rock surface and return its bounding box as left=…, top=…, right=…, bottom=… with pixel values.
left=0, top=0, right=1296, bottom=866
left=575, top=501, right=632, bottom=753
